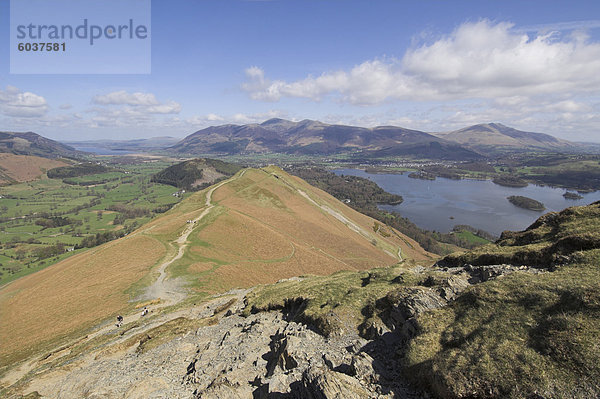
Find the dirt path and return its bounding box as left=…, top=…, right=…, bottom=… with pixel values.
left=144, top=170, right=246, bottom=306
left=0, top=171, right=252, bottom=389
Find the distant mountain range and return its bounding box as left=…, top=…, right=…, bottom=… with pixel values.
left=169, top=119, right=581, bottom=158
left=1, top=120, right=587, bottom=161
left=0, top=131, right=83, bottom=158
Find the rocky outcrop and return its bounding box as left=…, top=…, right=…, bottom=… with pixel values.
left=10, top=261, right=551, bottom=399
left=185, top=311, right=411, bottom=398
left=16, top=290, right=422, bottom=399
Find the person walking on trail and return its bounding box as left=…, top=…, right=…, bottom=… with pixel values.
left=116, top=315, right=123, bottom=327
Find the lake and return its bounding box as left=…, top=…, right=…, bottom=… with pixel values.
left=334, top=169, right=600, bottom=236
left=72, top=146, right=133, bottom=155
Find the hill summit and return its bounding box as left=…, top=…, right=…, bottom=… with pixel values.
left=434, top=122, right=576, bottom=154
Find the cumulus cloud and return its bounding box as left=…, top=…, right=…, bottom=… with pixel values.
left=186, top=110, right=289, bottom=127
left=93, top=90, right=160, bottom=106
left=79, top=90, right=182, bottom=130
left=92, top=90, right=181, bottom=115
left=0, top=86, right=48, bottom=117
left=242, top=20, right=600, bottom=105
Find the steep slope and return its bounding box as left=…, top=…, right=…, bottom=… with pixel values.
left=0, top=167, right=431, bottom=370
left=169, top=118, right=479, bottom=159
left=435, top=123, right=577, bottom=154
left=0, top=153, right=68, bottom=184
left=0, top=131, right=84, bottom=158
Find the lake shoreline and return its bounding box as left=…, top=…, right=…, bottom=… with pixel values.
left=334, top=168, right=600, bottom=236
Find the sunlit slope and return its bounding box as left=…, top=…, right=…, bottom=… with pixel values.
left=174, top=166, right=432, bottom=293
left=0, top=153, right=67, bottom=184
left=0, top=234, right=166, bottom=367
left=0, top=166, right=432, bottom=368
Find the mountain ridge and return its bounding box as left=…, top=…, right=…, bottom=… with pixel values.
left=0, top=131, right=84, bottom=158
left=169, top=119, right=580, bottom=158
left=170, top=119, right=484, bottom=159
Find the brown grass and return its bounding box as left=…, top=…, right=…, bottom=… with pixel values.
left=0, top=167, right=433, bottom=370
left=0, top=154, right=67, bottom=183
left=0, top=234, right=165, bottom=367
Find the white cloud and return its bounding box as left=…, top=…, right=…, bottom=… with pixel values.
left=186, top=110, right=289, bottom=128
left=91, top=90, right=181, bottom=116
left=85, top=90, right=181, bottom=129
left=93, top=90, right=160, bottom=106
left=0, top=86, right=48, bottom=118
left=145, top=101, right=182, bottom=114
left=242, top=20, right=600, bottom=105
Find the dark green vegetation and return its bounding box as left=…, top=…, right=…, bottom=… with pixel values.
left=150, top=158, right=242, bottom=190
left=492, top=175, right=528, bottom=187
left=290, top=167, right=403, bottom=207
left=407, top=202, right=600, bottom=398
left=46, top=162, right=109, bottom=179
left=289, top=167, right=493, bottom=254
left=0, top=131, right=83, bottom=158
left=564, top=191, right=584, bottom=200
left=247, top=202, right=600, bottom=398
left=0, top=158, right=181, bottom=285
left=507, top=153, right=600, bottom=191
left=508, top=195, right=545, bottom=211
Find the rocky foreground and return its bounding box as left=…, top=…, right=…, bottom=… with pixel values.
left=6, top=263, right=544, bottom=399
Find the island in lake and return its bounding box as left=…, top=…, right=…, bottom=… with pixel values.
left=507, top=195, right=545, bottom=211
left=493, top=176, right=528, bottom=187
left=564, top=191, right=584, bottom=200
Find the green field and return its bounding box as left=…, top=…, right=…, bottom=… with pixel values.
left=0, top=158, right=182, bottom=285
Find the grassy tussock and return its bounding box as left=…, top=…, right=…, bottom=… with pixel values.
left=404, top=202, right=600, bottom=398
left=244, top=264, right=436, bottom=337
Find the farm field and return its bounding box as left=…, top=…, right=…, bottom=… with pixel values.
left=0, top=157, right=182, bottom=286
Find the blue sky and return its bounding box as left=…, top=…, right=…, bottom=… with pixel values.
left=1, top=0, right=599, bottom=141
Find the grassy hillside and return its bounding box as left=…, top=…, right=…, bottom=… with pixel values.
left=0, top=167, right=432, bottom=370
left=0, top=131, right=83, bottom=159
left=0, top=154, right=67, bottom=184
